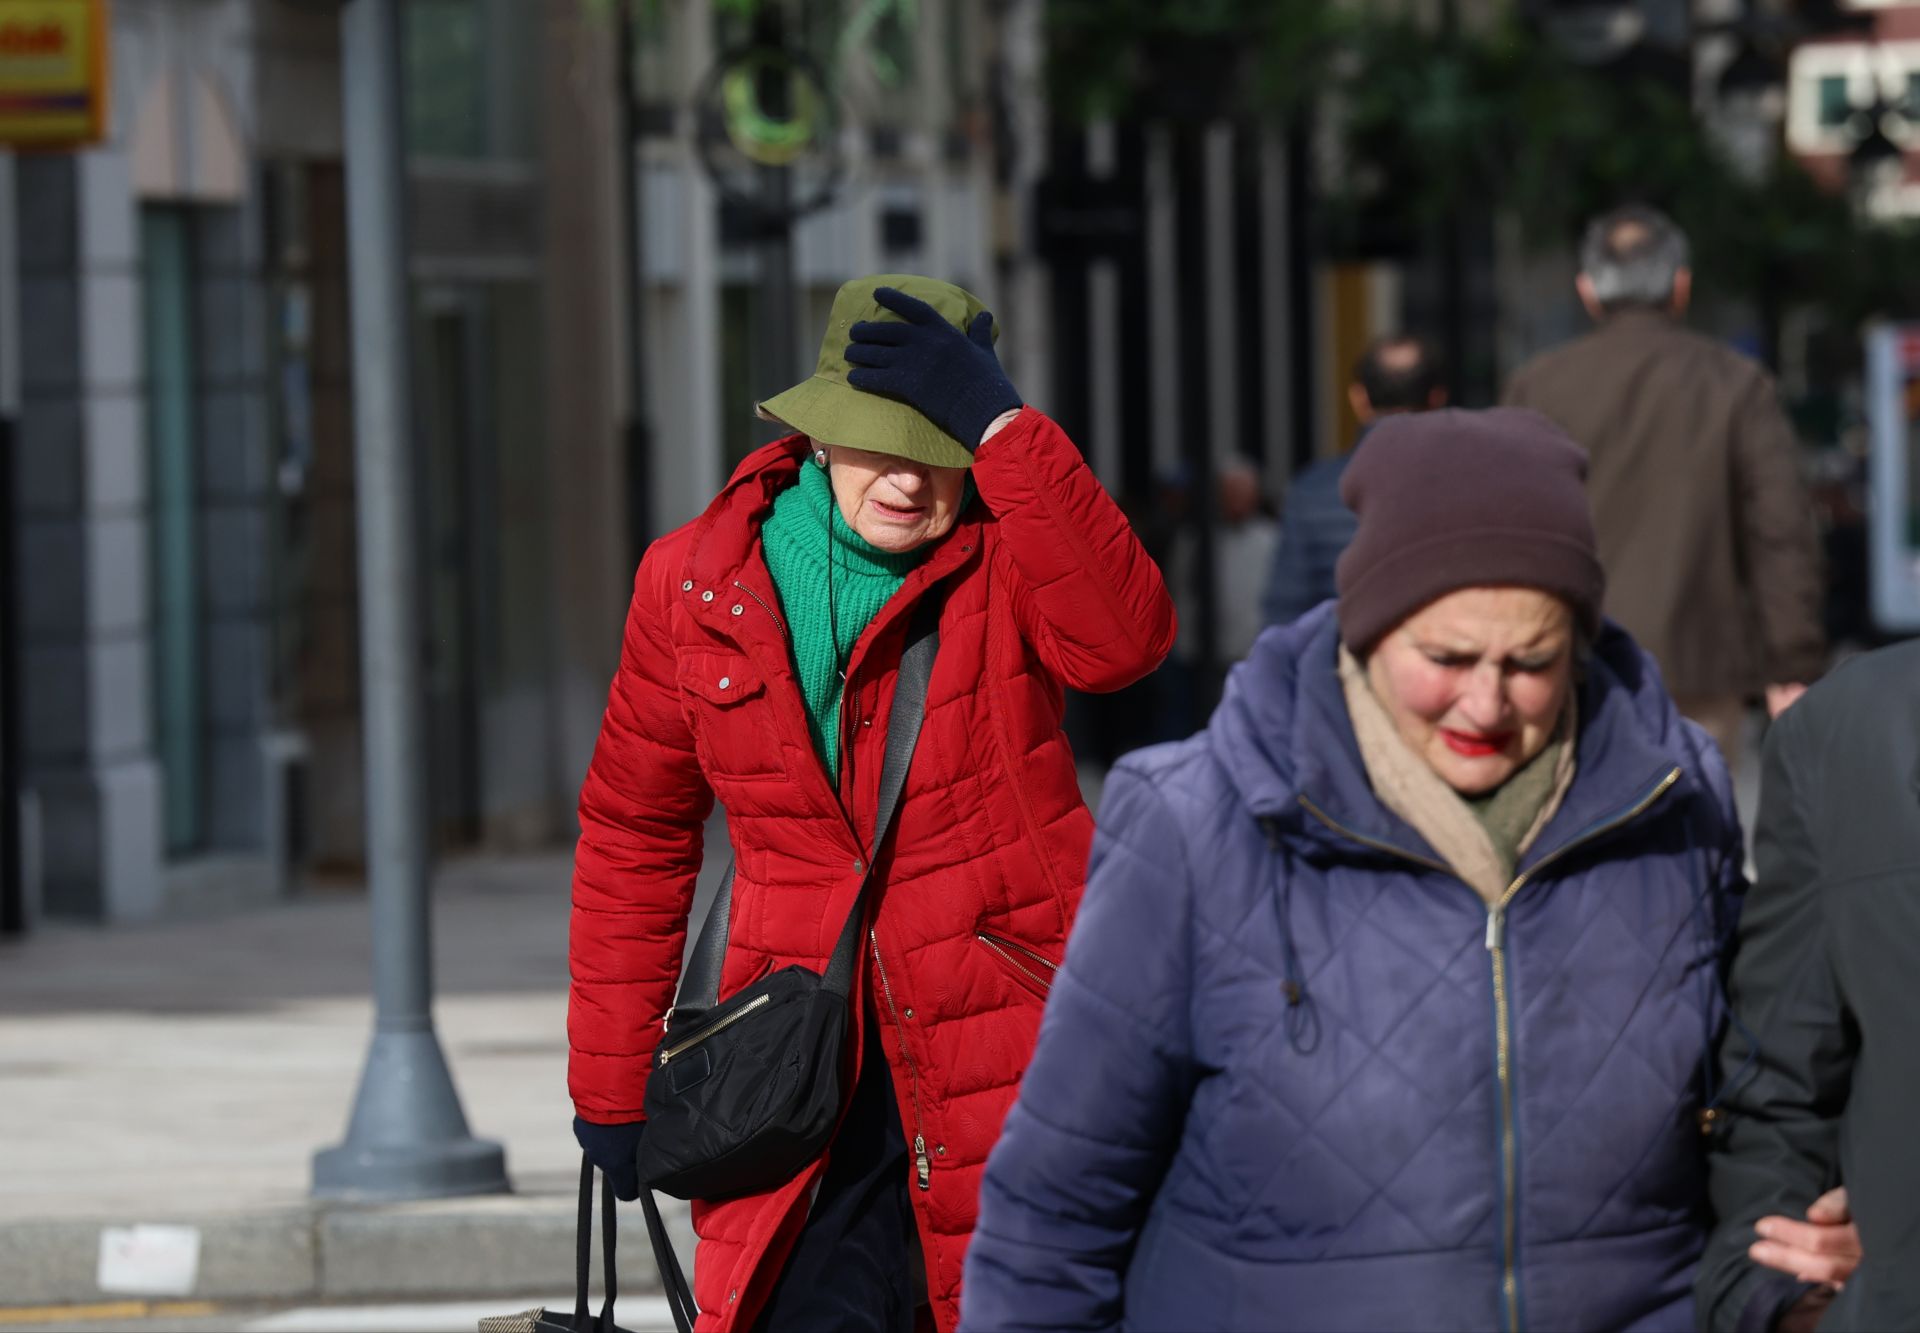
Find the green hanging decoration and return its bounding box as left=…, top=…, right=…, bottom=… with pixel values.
left=719, top=47, right=828, bottom=166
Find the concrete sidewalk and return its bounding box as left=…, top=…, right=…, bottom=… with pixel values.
left=0, top=847, right=719, bottom=1309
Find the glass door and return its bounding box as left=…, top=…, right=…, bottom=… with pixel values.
left=143, top=208, right=204, bottom=855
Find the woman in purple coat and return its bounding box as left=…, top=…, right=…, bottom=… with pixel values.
left=961, top=410, right=1836, bottom=1332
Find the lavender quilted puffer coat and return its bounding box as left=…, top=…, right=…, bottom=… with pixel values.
left=962, top=605, right=1745, bottom=1333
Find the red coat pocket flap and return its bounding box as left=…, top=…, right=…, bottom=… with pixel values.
left=679, top=654, right=766, bottom=707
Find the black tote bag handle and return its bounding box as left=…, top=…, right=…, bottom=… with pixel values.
left=564, top=1152, right=692, bottom=1333
left=568, top=1155, right=628, bottom=1333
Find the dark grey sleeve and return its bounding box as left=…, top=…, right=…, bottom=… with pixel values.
left=1696, top=703, right=1855, bottom=1332
left=1262, top=467, right=1349, bottom=628
left=1261, top=486, right=1320, bottom=627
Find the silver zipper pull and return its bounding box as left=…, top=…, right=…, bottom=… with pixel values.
left=1485, top=911, right=1504, bottom=952
left=913, top=1135, right=931, bottom=1190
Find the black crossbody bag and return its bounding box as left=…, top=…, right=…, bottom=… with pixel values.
left=634, top=606, right=937, bottom=1204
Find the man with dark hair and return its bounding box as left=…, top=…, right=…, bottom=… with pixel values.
left=1355, top=332, right=1448, bottom=416
left=1261, top=334, right=1446, bottom=625
left=1503, top=204, right=1826, bottom=763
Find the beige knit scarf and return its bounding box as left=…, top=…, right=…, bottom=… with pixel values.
left=1337, top=646, right=1576, bottom=905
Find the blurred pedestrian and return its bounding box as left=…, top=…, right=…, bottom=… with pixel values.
left=567, top=274, right=1174, bottom=1332
left=962, top=409, right=1819, bottom=1332
left=1168, top=461, right=1280, bottom=671
left=1137, top=466, right=1200, bottom=743
left=1262, top=334, right=1447, bottom=625
left=1696, top=643, right=1916, bottom=1332
left=1502, top=205, right=1826, bottom=765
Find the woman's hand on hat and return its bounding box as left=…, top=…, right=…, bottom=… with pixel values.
left=845, top=286, right=1023, bottom=451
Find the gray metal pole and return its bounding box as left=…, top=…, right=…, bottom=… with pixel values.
left=0, top=149, right=23, bottom=937
left=313, top=0, right=508, bottom=1200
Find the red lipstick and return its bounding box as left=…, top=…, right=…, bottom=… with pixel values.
left=1440, top=728, right=1512, bottom=757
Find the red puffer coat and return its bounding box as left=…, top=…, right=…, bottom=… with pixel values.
left=568, top=407, right=1175, bottom=1331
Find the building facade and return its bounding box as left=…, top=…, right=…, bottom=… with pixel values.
left=7, top=0, right=638, bottom=922
left=1786, top=0, right=1920, bottom=218
left=8, top=0, right=1386, bottom=923
left=5, top=0, right=1054, bottom=924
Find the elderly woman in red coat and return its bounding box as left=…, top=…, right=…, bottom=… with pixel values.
left=565, top=274, right=1175, bottom=1332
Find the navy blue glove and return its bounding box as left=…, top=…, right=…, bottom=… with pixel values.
left=572, top=1115, right=644, bottom=1201
left=845, top=287, right=1022, bottom=452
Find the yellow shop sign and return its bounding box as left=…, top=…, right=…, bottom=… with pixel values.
left=0, top=0, right=108, bottom=148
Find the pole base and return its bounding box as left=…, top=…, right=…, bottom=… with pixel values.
left=311, top=1026, right=512, bottom=1201
left=313, top=1134, right=509, bottom=1202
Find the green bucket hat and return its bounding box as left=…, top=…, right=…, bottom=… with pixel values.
left=757, top=273, right=993, bottom=470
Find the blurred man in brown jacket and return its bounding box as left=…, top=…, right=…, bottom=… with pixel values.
left=1503, top=205, right=1826, bottom=763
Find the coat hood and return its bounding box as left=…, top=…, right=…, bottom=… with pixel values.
left=1207, top=603, right=1708, bottom=871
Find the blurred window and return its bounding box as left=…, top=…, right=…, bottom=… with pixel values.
left=1818, top=74, right=1851, bottom=129
left=631, top=1, right=684, bottom=110
left=405, top=0, right=538, bottom=160
left=407, top=0, right=483, bottom=157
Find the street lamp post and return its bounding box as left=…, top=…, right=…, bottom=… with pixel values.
left=312, top=0, right=508, bottom=1201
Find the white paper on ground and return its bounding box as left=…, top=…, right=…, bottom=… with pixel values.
left=96, top=1223, right=202, bottom=1296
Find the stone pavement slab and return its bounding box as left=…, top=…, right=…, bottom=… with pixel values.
left=0, top=845, right=720, bottom=1308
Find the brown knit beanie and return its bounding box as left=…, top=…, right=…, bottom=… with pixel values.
left=1335, top=407, right=1604, bottom=654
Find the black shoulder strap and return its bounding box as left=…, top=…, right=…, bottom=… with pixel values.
left=676, top=863, right=733, bottom=1018
left=641, top=1187, right=696, bottom=1333
left=677, top=601, right=939, bottom=1012
left=822, top=607, right=937, bottom=996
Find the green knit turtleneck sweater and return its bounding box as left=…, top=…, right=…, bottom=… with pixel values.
left=759, top=461, right=926, bottom=783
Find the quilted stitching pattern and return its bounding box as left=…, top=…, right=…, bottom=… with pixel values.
left=568, top=408, right=1175, bottom=1332
left=962, top=608, right=1745, bottom=1333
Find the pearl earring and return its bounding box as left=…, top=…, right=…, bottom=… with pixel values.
left=813, top=449, right=829, bottom=468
